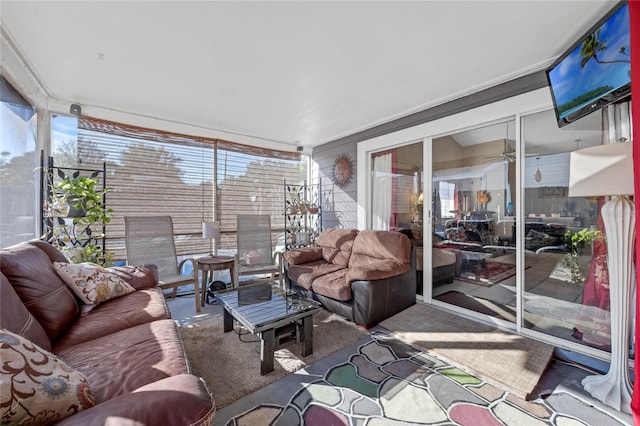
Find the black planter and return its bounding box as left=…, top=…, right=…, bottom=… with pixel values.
left=66, top=195, right=86, bottom=218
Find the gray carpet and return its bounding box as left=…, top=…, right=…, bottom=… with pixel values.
left=379, top=303, right=555, bottom=400
left=180, top=308, right=369, bottom=408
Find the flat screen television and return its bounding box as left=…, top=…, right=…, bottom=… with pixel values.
left=546, top=1, right=631, bottom=128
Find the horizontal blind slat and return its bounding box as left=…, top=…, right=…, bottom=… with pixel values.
left=70, top=118, right=303, bottom=261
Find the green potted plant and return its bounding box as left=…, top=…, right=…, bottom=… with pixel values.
left=49, top=174, right=114, bottom=266
left=563, top=227, right=602, bottom=285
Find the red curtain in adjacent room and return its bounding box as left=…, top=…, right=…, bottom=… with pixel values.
left=630, top=0, right=640, bottom=421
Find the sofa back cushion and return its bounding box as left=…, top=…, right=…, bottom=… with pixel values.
left=0, top=241, right=80, bottom=343
left=316, top=228, right=359, bottom=267
left=0, top=272, right=52, bottom=351
left=349, top=230, right=410, bottom=269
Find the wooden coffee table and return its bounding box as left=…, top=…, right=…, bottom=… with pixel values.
left=214, top=283, right=321, bottom=375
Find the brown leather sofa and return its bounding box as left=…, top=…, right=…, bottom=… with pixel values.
left=415, top=245, right=459, bottom=295
left=283, top=229, right=415, bottom=328
left=0, top=240, right=215, bottom=425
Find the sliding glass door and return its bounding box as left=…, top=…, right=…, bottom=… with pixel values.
left=362, top=87, right=628, bottom=358
left=430, top=119, right=517, bottom=323
left=521, top=107, right=622, bottom=353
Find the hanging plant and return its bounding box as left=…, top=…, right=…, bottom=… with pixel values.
left=46, top=168, right=114, bottom=267
left=56, top=174, right=112, bottom=226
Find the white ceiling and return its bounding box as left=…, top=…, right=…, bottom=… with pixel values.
left=0, top=1, right=615, bottom=150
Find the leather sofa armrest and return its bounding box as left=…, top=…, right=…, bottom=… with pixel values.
left=350, top=270, right=416, bottom=328
left=57, top=374, right=215, bottom=426
left=107, top=264, right=159, bottom=290
left=283, top=246, right=323, bottom=265
left=346, top=259, right=410, bottom=282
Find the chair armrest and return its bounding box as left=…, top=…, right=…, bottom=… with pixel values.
left=346, top=259, right=410, bottom=282
left=282, top=246, right=323, bottom=265
left=178, top=257, right=198, bottom=284
left=108, top=264, right=159, bottom=290
left=56, top=374, right=215, bottom=426
left=272, top=250, right=284, bottom=267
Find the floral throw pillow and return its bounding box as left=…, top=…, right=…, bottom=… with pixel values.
left=53, top=262, right=136, bottom=304
left=0, top=329, right=96, bottom=424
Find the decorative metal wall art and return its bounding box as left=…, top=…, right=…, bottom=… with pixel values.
left=331, top=154, right=353, bottom=189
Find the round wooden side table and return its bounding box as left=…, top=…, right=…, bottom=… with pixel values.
left=196, top=256, right=236, bottom=310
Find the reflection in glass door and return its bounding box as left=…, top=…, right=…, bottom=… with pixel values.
left=431, top=120, right=517, bottom=324
left=427, top=107, right=623, bottom=356
left=521, top=108, right=618, bottom=354
left=369, top=141, right=424, bottom=289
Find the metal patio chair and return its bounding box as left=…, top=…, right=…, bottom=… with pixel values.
left=234, top=214, right=282, bottom=288
left=124, top=215, right=199, bottom=311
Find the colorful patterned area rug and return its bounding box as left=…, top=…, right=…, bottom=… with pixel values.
left=216, top=331, right=629, bottom=426
left=181, top=308, right=368, bottom=408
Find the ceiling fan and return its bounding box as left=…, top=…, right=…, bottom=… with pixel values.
left=484, top=138, right=539, bottom=163
left=485, top=138, right=516, bottom=163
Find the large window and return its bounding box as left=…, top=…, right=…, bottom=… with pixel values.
left=52, top=116, right=303, bottom=260
left=0, top=77, right=38, bottom=248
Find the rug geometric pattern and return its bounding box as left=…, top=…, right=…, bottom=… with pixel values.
left=222, top=331, right=628, bottom=425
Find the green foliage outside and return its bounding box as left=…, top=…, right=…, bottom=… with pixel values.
left=563, top=228, right=602, bottom=285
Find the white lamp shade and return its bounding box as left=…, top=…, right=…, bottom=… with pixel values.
left=568, top=141, right=634, bottom=197
left=202, top=221, right=220, bottom=239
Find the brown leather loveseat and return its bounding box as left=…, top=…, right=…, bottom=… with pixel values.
left=0, top=240, right=215, bottom=425
left=282, top=229, right=415, bottom=328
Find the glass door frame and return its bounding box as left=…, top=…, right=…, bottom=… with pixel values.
left=357, top=88, right=612, bottom=361
left=426, top=116, right=520, bottom=333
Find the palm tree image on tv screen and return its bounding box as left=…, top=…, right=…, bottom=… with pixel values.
left=547, top=3, right=630, bottom=126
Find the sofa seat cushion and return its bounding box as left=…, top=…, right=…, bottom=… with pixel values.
left=0, top=329, right=96, bottom=425
left=346, top=258, right=410, bottom=282
left=54, top=287, right=170, bottom=349
left=309, top=269, right=351, bottom=301
left=1, top=272, right=51, bottom=351
left=287, top=261, right=345, bottom=290
left=0, top=241, right=80, bottom=343
left=433, top=247, right=457, bottom=268
left=56, top=374, right=215, bottom=426
left=54, top=319, right=189, bottom=402
left=316, top=228, right=359, bottom=266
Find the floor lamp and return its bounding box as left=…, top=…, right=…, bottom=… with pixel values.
left=568, top=141, right=635, bottom=413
